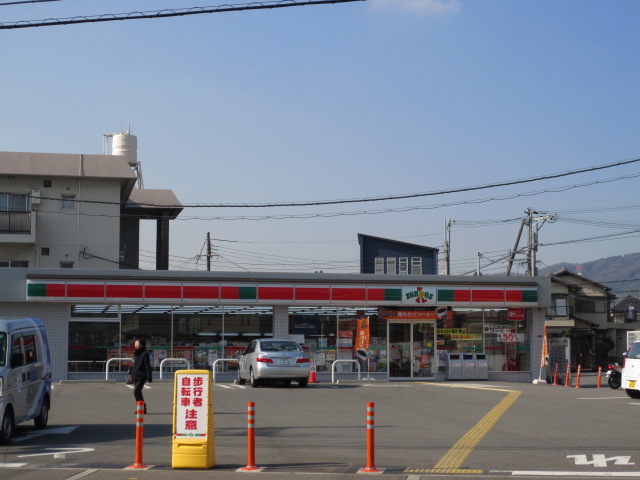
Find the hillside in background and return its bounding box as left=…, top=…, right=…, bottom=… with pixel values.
left=540, top=253, right=640, bottom=300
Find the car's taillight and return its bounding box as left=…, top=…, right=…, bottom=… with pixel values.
left=296, top=357, right=310, bottom=364
left=257, top=357, right=273, bottom=363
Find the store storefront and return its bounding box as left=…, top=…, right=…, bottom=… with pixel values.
left=0, top=269, right=551, bottom=383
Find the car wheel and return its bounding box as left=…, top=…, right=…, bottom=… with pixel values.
left=250, top=369, right=260, bottom=388
left=237, top=368, right=246, bottom=385
left=298, top=378, right=308, bottom=388
left=34, top=397, right=49, bottom=429
left=626, top=389, right=640, bottom=399
left=0, top=408, right=15, bottom=444
left=608, top=375, right=621, bottom=390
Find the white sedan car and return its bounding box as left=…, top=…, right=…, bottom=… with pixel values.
left=237, top=339, right=310, bottom=387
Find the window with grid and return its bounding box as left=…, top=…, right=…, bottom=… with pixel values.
left=399, top=257, right=409, bottom=275
left=411, top=257, right=422, bottom=275
left=374, top=257, right=384, bottom=275
left=386, top=257, right=397, bottom=275
left=61, top=194, right=76, bottom=211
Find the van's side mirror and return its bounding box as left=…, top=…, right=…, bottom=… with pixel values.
left=11, top=352, right=24, bottom=368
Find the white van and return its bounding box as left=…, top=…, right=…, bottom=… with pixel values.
left=0, top=317, right=52, bottom=443
left=621, top=341, right=640, bottom=399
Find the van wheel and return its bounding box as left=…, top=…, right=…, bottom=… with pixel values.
left=626, top=389, right=640, bottom=399
left=250, top=369, right=260, bottom=388
left=0, top=408, right=15, bottom=444
left=34, top=397, right=49, bottom=429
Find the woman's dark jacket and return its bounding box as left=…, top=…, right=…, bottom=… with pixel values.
left=132, top=348, right=152, bottom=382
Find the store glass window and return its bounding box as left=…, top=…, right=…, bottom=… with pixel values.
left=69, top=305, right=273, bottom=373
left=442, top=309, right=530, bottom=373
left=289, top=308, right=385, bottom=373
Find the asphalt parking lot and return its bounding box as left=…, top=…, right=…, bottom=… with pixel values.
left=1, top=372, right=637, bottom=480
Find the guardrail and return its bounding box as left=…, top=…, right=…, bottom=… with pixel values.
left=159, top=358, right=191, bottom=380
left=105, top=357, right=134, bottom=380
left=331, top=359, right=361, bottom=384
left=212, top=358, right=239, bottom=383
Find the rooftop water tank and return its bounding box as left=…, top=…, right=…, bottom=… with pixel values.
left=112, top=132, right=138, bottom=166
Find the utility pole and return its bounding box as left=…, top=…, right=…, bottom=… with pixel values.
left=206, top=232, right=212, bottom=272
left=443, top=218, right=451, bottom=275
left=508, top=209, right=556, bottom=276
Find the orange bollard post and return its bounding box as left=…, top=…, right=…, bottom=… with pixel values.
left=241, top=402, right=261, bottom=471
left=597, top=366, right=602, bottom=388
left=360, top=402, right=382, bottom=473
left=128, top=401, right=147, bottom=469
left=574, top=364, right=582, bottom=388
left=552, top=363, right=558, bottom=386
left=308, top=363, right=317, bottom=384
left=564, top=363, right=571, bottom=387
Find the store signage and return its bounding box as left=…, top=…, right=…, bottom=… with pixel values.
left=497, top=332, right=525, bottom=343
left=450, top=334, right=482, bottom=340
left=483, top=325, right=514, bottom=334
left=508, top=308, right=525, bottom=321
left=175, top=372, right=209, bottom=438
left=402, top=286, right=436, bottom=305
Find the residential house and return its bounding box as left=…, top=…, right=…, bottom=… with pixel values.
left=546, top=268, right=616, bottom=370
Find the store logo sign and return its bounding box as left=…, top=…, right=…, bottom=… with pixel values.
left=402, top=286, right=436, bottom=304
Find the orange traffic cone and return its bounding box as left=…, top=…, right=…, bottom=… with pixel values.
left=309, top=366, right=317, bottom=384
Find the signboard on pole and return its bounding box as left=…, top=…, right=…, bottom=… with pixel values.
left=172, top=370, right=215, bottom=469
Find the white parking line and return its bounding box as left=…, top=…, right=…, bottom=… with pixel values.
left=511, top=471, right=640, bottom=477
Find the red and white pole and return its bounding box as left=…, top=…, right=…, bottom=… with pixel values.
left=564, top=363, right=571, bottom=387
left=597, top=366, right=602, bottom=388
left=128, top=401, right=147, bottom=469
left=552, top=363, right=558, bottom=386
left=574, top=364, right=582, bottom=388
left=360, top=402, right=381, bottom=473
left=241, top=402, right=260, bottom=471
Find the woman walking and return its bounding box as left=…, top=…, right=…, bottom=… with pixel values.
left=132, top=337, right=152, bottom=414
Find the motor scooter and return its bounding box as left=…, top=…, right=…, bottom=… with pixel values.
left=607, top=362, right=622, bottom=389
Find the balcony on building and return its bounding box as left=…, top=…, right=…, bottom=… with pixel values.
left=0, top=210, right=36, bottom=243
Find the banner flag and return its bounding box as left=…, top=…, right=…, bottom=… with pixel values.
left=541, top=325, right=549, bottom=367
left=355, top=317, right=370, bottom=354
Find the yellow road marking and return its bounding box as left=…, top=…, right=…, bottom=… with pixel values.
left=405, top=384, right=522, bottom=475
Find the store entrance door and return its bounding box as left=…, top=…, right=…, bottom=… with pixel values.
left=388, top=321, right=436, bottom=380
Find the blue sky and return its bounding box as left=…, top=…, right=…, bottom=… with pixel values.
left=2, top=0, right=639, bottom=276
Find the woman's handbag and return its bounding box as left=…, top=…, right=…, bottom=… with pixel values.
left=126, top=366, right=134, bottom=385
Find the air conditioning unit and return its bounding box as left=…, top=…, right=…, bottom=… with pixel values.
left=30, top=190, right=41, bottom=207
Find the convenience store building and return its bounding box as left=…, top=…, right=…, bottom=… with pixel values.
left=0, top=268, right=551, bottom=383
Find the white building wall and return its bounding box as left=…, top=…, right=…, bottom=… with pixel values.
left=273, top=305, right=289, bottom=338
left=0, top=175, right=122, bottom=269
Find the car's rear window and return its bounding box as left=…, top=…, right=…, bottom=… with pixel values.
left=260, top=341, right=301, bottom=352
left=629, top=342, right=640, bottom=360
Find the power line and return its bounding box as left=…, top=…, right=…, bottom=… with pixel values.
left=0, top=0, right=365, bottom=29
left=9, top=160, right=640, bottom=211
left=0, top=0, right=62, bottom=5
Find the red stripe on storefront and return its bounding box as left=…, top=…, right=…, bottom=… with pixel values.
left=367, top=289, right=385, bottom=301
left=106, top=284, right=143, bottom=298
left=258, top=286, right=294, bottom=300
left=183, top=285, right=220, bottom=299
left=453, top=290, right=471, bottom=302
left=505, top=290, right=523, bottom=302
left=221, top=286, right=240, bottom=299
left=68, top=284, right=105, bottom=298
left=471, top=289, right=504, bottom=302
left=332, top=288, right=366, bottom=302
left=144, top=285, right=182, bottom=299
left=295, top=287, right=331, bottom=301
left=46, top=283, right=66, bottom=297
